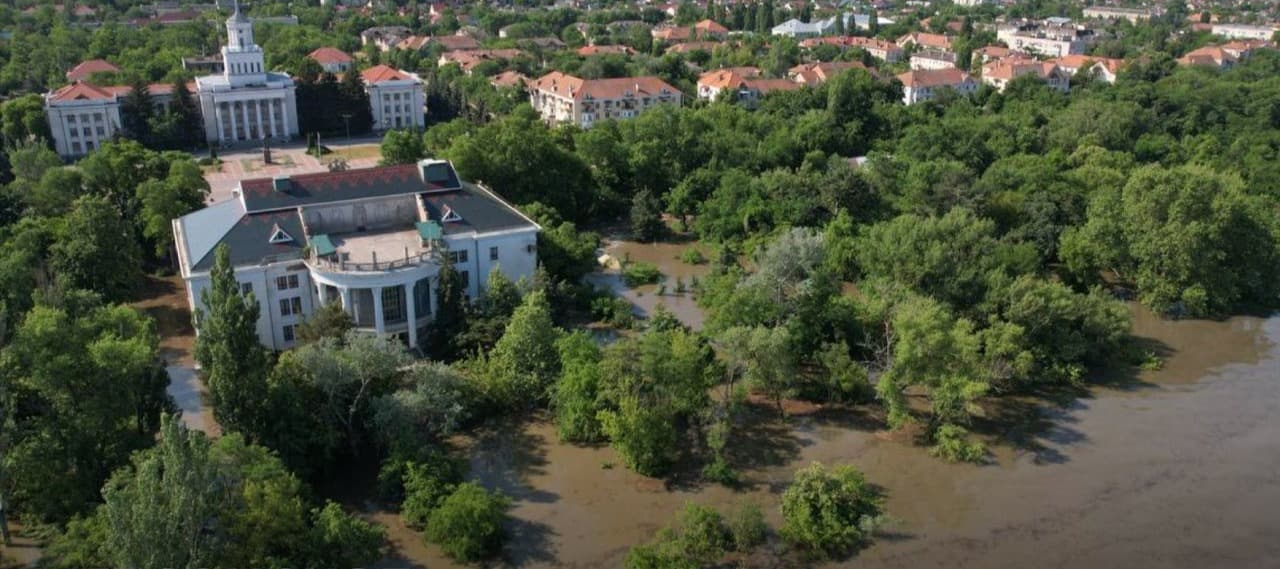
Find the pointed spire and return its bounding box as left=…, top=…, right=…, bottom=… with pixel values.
left=230, top=0, right=248, bottom=22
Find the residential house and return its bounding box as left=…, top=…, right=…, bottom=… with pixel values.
left=698, top=68, right=801, bottom=105
left=981, top=58, right=1070, bottom=92
left=308, top=47, right=353, bottom=73
left=490, top=70, right=531, bottom=89
left=896, top=68, right=977, bottom=104
left=529, top=72, right=682, bottom=129
left=1177, top=45, right=1237, bottom=69
left=437, top=49, right=525, bottom=74
left=799, top=36, right=904, bottom=62
left=1050, top=54, right=1124, bottom=83
left=361, top=25, right=412, bottom=51
left=910, top=49, right=958, bottom=70
left=577, top=44, right=635, bottom=56
left=896, top=32, right=954, bottom=51
left=171, top=159, right=540, bottom=350
left=652, top=19, right=729, bottom=42
left=974, top=45, right=1011, bottom=63
left=787, top=61, right=871, bottom=85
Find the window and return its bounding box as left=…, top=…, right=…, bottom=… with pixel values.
left=448, top=249, right=468, bottom=264
left=282, top=324, right=295, bottom=342
left=459, top=270, right=469, bottom=288
left=292, top=297, right=302, bottom=315
left=382, top=286, right=404, bottom=323
left=288, top=274, right=299, bottom=289
left=279, top=297, right=302, bottom=317
left=489, top=246, right=499, bottom=261
left=240, top=282, right=253, bottom=296
left=277, top=274, right=299, bottom=290
left=413, top=278, right=431, bottom=315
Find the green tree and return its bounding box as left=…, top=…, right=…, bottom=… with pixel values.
left=1061, top=164, right=1280, bottom=316
left=629, top=189, right=665, bottom=242
left=780, top=462, right=883, bottom=559
left=295, top=300, right=353, bottom=345
left=50, top=194, right=143, bottom=301
left=427, top=255, right=468, bottom=360
left=552, top=330, right=605, bottom=442
left=380, top=128, right=426, bottom=165
left=476, top=290, right=560, bottom=409
left=0, top=94, right=51, bottom=144
left=193, top=244, right=271, bottom=438
left=136, top=159, right=210, bottom=259
left=426, top=482, right=510, bottom=562
left=119, top=76, right=155, bottom=145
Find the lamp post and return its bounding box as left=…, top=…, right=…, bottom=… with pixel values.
left=340, top=112, right=352, bottom=156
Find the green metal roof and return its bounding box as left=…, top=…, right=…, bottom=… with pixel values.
left=310, top=233, right=336, bottom=256
left=416, top=221, right=442, bottom=241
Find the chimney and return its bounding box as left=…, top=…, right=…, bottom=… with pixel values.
left=272, top=175, right=290, bottom=193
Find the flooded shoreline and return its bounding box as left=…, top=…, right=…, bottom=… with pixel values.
left=371, top=295, right=1280, bottom=568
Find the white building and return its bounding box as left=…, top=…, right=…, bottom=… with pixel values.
left=771, top=13, right=893, bottom=37
left=910, top=49, right=958, bottom=70
left=1212, top=24, right=1279, bottom=41
left=194, top=1, right=299, bottom=146
left=362, top=64, right=426, bottom=131
left=997, top=19, right=1097, bottom=57
left=1081, top=6, right=1156, bottom=24
left=44, top=82, right=177, bottom=158
left=171, top=159, right=541, bottom=351
left=44, top=83, right=128, bottom=158
left=981, top=58, right=1070, bottom=93
left=529, top=72, right=682, bottom=129
left=896, top=68, right=978, bottom=105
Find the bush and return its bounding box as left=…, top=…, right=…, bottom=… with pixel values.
left=679, top=248, right=707, bottom=265
left=425, top=483, right=510, bottom=562
left=780, top=462, right=884, bottom=559
left=401, top=453, right=465, bottom=529
left=591, top=293, right=635, bottom=328
left=701, top=457, right=739, bottom=486
left=728, top=502, right=767, bottom=551
left=624, top=503, right=730, bottom=568
left=930, top=424, right=987, bottom=464
left=622, top=262, right=663, bottom=287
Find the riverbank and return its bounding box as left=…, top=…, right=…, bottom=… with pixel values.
left=365, top=296, right=1280, bottom=568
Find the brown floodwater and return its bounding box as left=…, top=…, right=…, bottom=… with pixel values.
left=584, top=237, right=714, bottom=330
left=371, top=302, right=1280, bottom=569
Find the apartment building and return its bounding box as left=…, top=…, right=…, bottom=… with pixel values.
left=1082, top=6, right=1156, bottom=23
left=697, top=67, right=800, bottom=105
left=529, top=72, right=682, bottom=129
left=910, top=49, right=959, bottom=70
left=172, top=159, right=540, bottom=351
left=1212, top=23, right=1278, bottom=41
left=997, top=18, right=1097, bottom=57
left=799, top=36, right=905, bottom=62
left=897, top=68, right=978, bottom=104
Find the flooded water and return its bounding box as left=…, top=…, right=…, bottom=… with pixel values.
left=373, top=303, right=1280, bottom=569
left=584, top=237, right=713, bottom=330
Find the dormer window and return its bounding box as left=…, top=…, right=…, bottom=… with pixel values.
left=269, top=224, right=294, bottom=244
left=441, top=207, right=462, bottom=223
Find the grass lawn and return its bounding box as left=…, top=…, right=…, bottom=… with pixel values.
left=331, top=144, right=382, bottom=162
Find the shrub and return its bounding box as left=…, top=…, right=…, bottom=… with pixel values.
left=780, top=462, right=884, bottom=558
left=728, top=502, right=767, bottom=551
left=679, top=248, right=707, bottom=265
left=930, top=424, right=987, bottom=464
left=591, top=294, right=635, bottom=328
left=624, top=503, right=730, bottom=568
left=622, top=262, right=663, bottom=287
left=401, top=453, right=465, bottom=528
left=425, top=483, right=510, bottom=562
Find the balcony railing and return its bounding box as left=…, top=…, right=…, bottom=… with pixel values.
left=309, top=249, right=442, bottom=272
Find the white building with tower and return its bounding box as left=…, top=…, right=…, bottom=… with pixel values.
left=194, top=0, right=300, bottom=146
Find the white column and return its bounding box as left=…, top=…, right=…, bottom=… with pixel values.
left=252, top=99, right=263, bottom=139
left=406, top=283, right=418, bottom=348
left=317, top=284, right=329, bottom=306
left=340, top=287, right=352, bottom=317
left=239, top=101, right=249, bottom=141
left=214, top=103, right=225, bottom=143
left=372, top=286, right=385, bottom=334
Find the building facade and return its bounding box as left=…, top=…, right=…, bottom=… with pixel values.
left=997, top=19, right=1096, bottom=57
left=172, top=159, right=540, bottom=351
left=194, top=1, right=300, bottom=146
left=1212, top=24, right=1279, bottom=41
left=362, top=65, right=427, bottom=131
left=897, top=68, right=978, bottom=104
left=529, top=72, right=682, bottom=129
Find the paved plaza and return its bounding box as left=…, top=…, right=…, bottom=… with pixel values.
left=201, top=134, right=385, bottom=204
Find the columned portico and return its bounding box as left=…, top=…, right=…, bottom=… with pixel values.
left=310, top=264, right=440, bottom=349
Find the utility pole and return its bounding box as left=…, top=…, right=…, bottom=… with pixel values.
left=340, top=113, right=352, bottom=158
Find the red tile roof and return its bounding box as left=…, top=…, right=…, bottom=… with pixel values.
left=532, top=71, right=681, bottom=101
left=897, top=68, right=973, bottom=88
left=308, top=47, right=353, bottom=64
left=490, top=70, right=530, bottom=88
left=66, top=59, right=120, bottom=81
left=361, top=64, right=415, bottom=84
